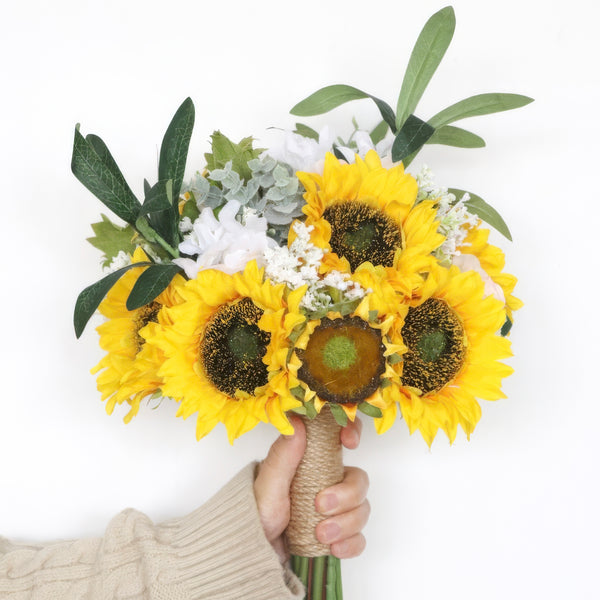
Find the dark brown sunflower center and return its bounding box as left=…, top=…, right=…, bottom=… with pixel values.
left=200, top=297, right=270, bottom=397
left=401, top=298, right=466, bottom=394
left=297, top=316, right=385, bottom=404
left=134, top=301, right=161, bottom=352
left=323, top=201, right=403, bottom=271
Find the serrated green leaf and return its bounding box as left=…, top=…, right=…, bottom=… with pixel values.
left=448, top=188, right=513, bottom=241
left=74, top=261, right=152, bottom=338
left=290, top=85, right=397, bottom=132
left=428, top=93, right=534, bottom=128
left=500, top=316, right=513, bottom=337
left=159, top=97, right=194, bottom=203
left=204, top=131, right=264, bottom=182
left=142, top=179, right=174, bottom=214
left=387, top=353, right=403, bottom=365
left=87, top=214, right=136, bottom=268
left=426, top=125, right=485, bottom=148
left=369, top=120, right=389, bottom=145
left=126, top=264, right=181, bottom=310
left=396, top=6, right=456, bottom=129
left=391, top=114, right=435, bottom=162
left=294, top=123, right=320, bottom=141
left=329, top=403, right=348, bottom=427
left=305, top=401, right=318, bottom=420
left=71, top=127, right=141, bottom=225
left=358, top=402, right=383, bottom=418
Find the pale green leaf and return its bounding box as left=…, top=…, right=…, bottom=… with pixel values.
left=87, top=214, right=136, bottom=268
left=426, top=125, right=485, bottom=148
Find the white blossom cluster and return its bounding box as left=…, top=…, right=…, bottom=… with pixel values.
left=104, top=250, right=132, bottom=273
left=263, top=221, right=366, bottom=313
left=416, top=165, right=479, bottom=264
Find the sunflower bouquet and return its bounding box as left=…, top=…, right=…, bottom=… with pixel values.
left=72, top=7, right=530, bottom=599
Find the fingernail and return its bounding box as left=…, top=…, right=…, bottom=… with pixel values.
left=319, top=522, right=341, bottom=543
left=317, top=494, right=338, bottom=513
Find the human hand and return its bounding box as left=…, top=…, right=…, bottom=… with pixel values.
left=254, top=416, right=370, bottom=563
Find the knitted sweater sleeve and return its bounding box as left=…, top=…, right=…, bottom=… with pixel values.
left=0, top=463, right=305, bottom=600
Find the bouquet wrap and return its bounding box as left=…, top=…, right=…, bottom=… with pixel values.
left=287, top=411, right=344, bottom=556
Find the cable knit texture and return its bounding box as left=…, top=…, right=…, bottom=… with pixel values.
left=0, top=463, right=304, bottom=599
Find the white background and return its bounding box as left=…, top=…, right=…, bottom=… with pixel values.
left=1, top=0, right=599, bottom=598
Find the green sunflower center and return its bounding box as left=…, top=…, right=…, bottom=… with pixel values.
left=323, top=201, right=403, bottom=271
left=200, top=297, right=270, bottom=397
left=134, top=301, right=161, bottom=352
left=297, top=316, right=385, bottom=404
left=401, top=298, right=466, bottom=394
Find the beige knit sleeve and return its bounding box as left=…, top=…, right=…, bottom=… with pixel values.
left=0, top=463, right=305, bottom=600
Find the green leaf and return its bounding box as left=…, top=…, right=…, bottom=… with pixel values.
left=290, top=385, right=306, bottom=401
left=158, top=98, right=194, bottom=204
left=71, top=127, right=141, bottom=225
left=396, top=6, right=456, bottom=129
left=369, top=120, right=389, bottom=145
left=358, top=402, right=383, bottom=419
left=73, top=261, right=152, bottom=338
left=294, top=122, right=320, bottom=141
left=368, top=310, right=379, bottom=322
left=500, top=316, right=513, bottom=337
left=87, top=214, right=136, bottom=268
left=387, top=353, right=403, bottom=365
left=329, top=403, right=348, bottom=427
left=391, top=114, right=435, bottom=162
left=426, top=125, right=485, bottom=148
left=448, top=188, right=513, bottom=241
left=204, top=131, right=264, bottom=182
left=290, top=84, right=397, bottom=132
left=142, top=179, right=174, bottom=214
left=428, top=93, right=534, bottom=128
left=126, top=264, right=181, bottom=310
left=304, top=401, right=318, bottom=420
left=290, top=406, right=308, bottom=416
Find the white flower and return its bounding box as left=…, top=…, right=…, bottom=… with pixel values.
left=104, top=250, right=132, bottom=273
left=173, top=200, right=276, bottom=279
left=452, top=253, right=505, bottom=303
left=337, top=130, right=393, bottom=165
left=266, top=127, right=336, bottom=173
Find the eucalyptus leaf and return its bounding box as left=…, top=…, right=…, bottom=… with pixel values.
left=290, top=84, right=397, bottom=132
left=429, top=93, right=534, bottom=128
left=448, top=188, right=513, bottom=241
left=396, top=6, right=456, bottom=129
left=87, top=214, right=136, bottom=268
left=391, top=114, right=435, bottom=162
left=74, top=261, right=152, bottom=338
left=358, top=402, right=383, bottom=418
left=294, top=123, right=320, bottom=140
left=426, top=125, right=485, bottom=148
left=126, top=264, right=181, bottom=310
left=329, top=403, right=348, bottom=427
left=71, top=127, right=141, bottom=225
left=369, top=120, right=389, bottom=145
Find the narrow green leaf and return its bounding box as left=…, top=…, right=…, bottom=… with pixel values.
left=369, top=120, right=389, bottom=145
left=291, top=84, right=397, bottom=132
left=86, top=214, right=136, bottom=268
left=500, top=316, right=513, bottom=337
left=391, top=114, right=435, bottom=162
left=358, top=402, right=383, bottom=418
left=332, top=145, right=347, bottom=161
left=294, top=122, right=320, bottom=140
left=329, top=403, right=348, bottom=427
left=74, top=262, right=152, bottom=338
left=158, top=98, right=194, bottom=203
left=429, top=93, right=534, bottom=128
left=142, top=179, right=174, bottom=214
left=426, top=125, right=485, bottom=148
left=86, top=134, right=122, bottom=177
left=448, top=188, right=513, bottom=241
left=396, top=6, right=456, bottom=129
left=126, top=264, right=181, bottom=310
left=71, top=127, right=141, bottom=225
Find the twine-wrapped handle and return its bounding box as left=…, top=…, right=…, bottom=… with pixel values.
left=287, top=410, right=344, bottom=556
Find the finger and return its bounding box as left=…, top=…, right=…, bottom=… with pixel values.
left=340, top=417, right=362, bottom=450
left=315, top=466, right=369, bottom=515
left=331, top=533, right=367, bottom=559
left=315, top=500, right=371, bottom=546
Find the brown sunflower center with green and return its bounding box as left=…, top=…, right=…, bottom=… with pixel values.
left=401, top=298, right=466, bottom=394
left=323, top=202, right=403, bottom=271
left=200, top=297, right=270, bottom=397
left=297, top=316, right=386, bottom=404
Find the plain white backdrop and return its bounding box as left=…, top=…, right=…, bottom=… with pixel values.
left=1, top=0, right=599, bottom=598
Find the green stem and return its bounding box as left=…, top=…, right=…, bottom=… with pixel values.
left=291, top=554, right=343, bottom=600
left=312, top=556, right=325, bottom=600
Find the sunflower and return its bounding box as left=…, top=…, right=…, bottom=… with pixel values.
left=147, top=261, right=305, bottom=443
left=91, top=247, right=185, bottom=423
left=458, top=225, right=523, bottom=325
left=295, top=150, right=443, bottom=278
left=381, top=264, right=513, bottom=445
left=292, top=262, right=409, bottom=422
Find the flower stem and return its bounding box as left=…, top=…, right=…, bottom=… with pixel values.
left=291, top=555, right=343, bottom=600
